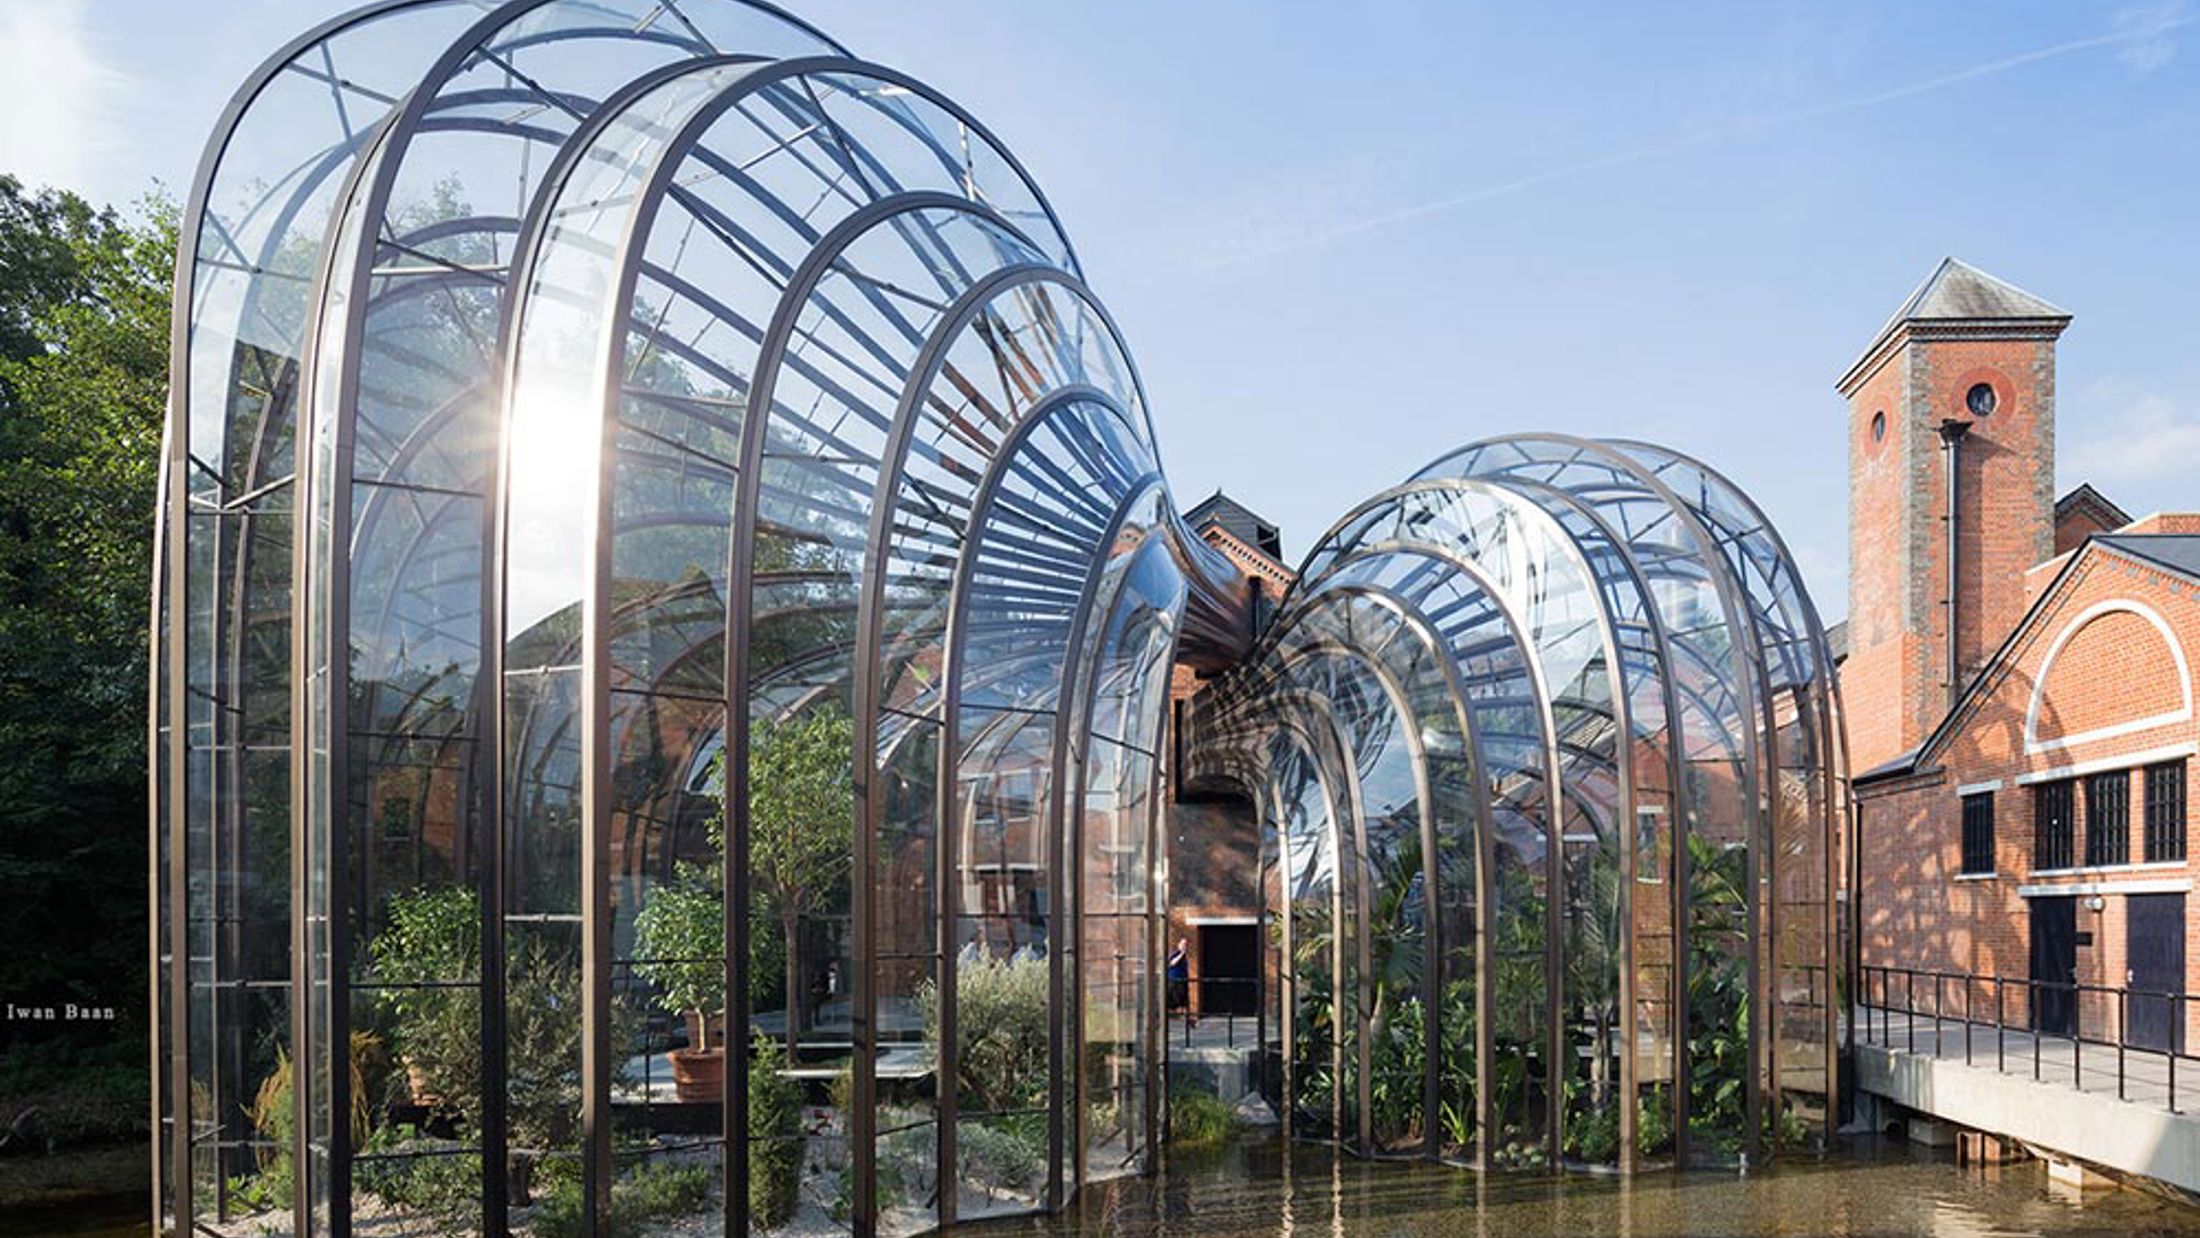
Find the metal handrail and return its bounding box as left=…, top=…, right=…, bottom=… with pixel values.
left=1168, top=975, right=1262, bottom=1050
left=1857, top=962, right=2193, bottom=1114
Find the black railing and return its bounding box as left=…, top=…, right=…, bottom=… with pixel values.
left=1859, top=963, right=2196, bottom=1113
left=1167, top=975, right=1260, bottom=1050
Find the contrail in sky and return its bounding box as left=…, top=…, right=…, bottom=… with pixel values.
left=1200, top=7, right=2192, bottom=271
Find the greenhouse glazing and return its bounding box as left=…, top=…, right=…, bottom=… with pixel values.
left=1184, top=437, right=1849, bottom=1171
left=150, top=3, right=1846, bottom=1235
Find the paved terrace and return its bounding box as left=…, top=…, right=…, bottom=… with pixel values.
left=1857, top=1007, right=2200, bottom=1192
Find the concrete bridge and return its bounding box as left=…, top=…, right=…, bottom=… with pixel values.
left=1856, top=1009, right=2200, bottom=1193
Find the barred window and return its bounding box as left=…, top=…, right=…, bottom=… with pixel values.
left=1960, top=793, right=1995, bottom=876
left=2034, top=779, right=2075, bottom=871
left=2145, top=760, right=2187, bottom=864
left=2084, top=770, right=2129, bottom=868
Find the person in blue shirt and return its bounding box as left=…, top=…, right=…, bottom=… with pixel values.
left=1167, top=937, right=1194, bottom=1029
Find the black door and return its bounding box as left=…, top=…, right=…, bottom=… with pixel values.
left=1198, top=924, right=1260, bottom=1015
left=2030, top=897, right=2078, bottom=1037
left=2127, top=893, right=2186, bottom=1053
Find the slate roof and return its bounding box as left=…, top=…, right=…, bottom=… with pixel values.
left=1879, top=257, right=2069, bottom=327
left=1839, top=258, right=2071, bottom=393
left=1185, top=491, right=1283, bottom=562
left=2093, top=534, right=2200, bottom=584
left=2055, top=482, right=2131, bottom=531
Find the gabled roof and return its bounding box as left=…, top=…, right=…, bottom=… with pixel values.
left=1838, top=258, right=2072, bottom=395
left=1884, top=257, right=2068, bottom=325
left=2056, top=482, right=2131, bottom=531
left=1866, top=534, right=2200, bottom=782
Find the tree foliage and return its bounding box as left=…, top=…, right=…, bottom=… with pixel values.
left=0, top=175, right=172, bottom=1065
left=744, top=707, right=853, bottom=1053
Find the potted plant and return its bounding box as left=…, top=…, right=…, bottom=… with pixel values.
left=369, top=885, right=479, bottom=1108
left=636, top=878, right=726, bottom=1102
left=637, top=703, right=849, bottom=1108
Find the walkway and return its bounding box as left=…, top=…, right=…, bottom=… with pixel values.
left=1167, top=1012, right=1261, bottom=1054
left=1856, top=1007, right=2200, bottom=1192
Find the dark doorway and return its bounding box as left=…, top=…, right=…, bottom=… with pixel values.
left=2030, top=897, right=2078, bottom=1037
left=1198, top=923, right=1260, bottom=1015
left=2126, top=893, right=2186, bottom=1054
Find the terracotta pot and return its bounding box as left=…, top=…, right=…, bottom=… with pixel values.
left=670, top=1047, right=725, bottom=1103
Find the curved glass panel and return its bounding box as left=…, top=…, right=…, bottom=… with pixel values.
left=1606, top=441, right=1843, bottom=1147
left=1186, top=435, right=1843, bottom=1176
left=160, top=7, right=490, bottom=1231
left=1425, top=437, right=1764, bottom=1162
left=161, top=8, right=1844, bottom=1234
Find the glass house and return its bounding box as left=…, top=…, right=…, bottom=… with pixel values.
left=1185, top=438, right=1849, bottom=1171
left=150, top=3, right=1846, bottom=1236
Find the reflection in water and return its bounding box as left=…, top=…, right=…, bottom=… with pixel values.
left=1021, top=1136, right=2200, bottom=1237
left=44, top=1135, right=2200, bottom=1238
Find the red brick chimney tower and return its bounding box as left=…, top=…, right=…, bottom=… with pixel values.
left=1837, top=258, right=2071, bottom=771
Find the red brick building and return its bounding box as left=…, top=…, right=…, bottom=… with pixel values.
left=1165, top=494, right=1293, bottom=1019
left=1846, top=260, right=2199, bottom=1047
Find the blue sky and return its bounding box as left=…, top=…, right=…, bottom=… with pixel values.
left=5, top=0, right=2197, bottom=617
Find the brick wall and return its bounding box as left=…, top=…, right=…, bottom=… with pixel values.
left=2123, top=513, right=2200, bottom=536
left=2056, top=508, right=2122, bottom=556
left=1916, top=340, right=2058, bottom=688
left=1842, top=333, right=2057, bottom=770
left=1844, top=348, right=1920, bottom=769
left=1857, top=543, right=2200, bottom=1041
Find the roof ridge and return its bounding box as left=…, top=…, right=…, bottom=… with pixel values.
left=1922, top=257, right=2070, bottom=320
left=1838, top=257, right=2070, bottom=394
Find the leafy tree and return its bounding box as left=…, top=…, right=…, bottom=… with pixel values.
left=634, top=879, right=724, bottom=1052
left=746, top=707, right=853, bottom=1057
left=0, top=176, right=171, bottom=1101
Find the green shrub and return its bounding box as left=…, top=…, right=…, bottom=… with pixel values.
left=879, top=1110, right=931, bottom=1207
left=1368, top=994, right=1426, bottom=1144
left=371, top=886, right=479, bottom=1022
left=367, top=888, right=590, bottom=1203
left=1636, top=1085, right=1674, bottom=1157
left=1683, top=833, right=1750, bottom=1154
left=826, top=1106, right=934, bottom=1220
left=232, top=1031, right=383, bottom=1212
left=370, top=886, right=483, bottom=1128
left=1561, top=1078, right=1620, bottom=1164
left=960, top=1115, right=1043, bottom=1195
left=354, top=1124, right=480, bottom=1227
left=748, top=1036, right=805, bottom=1227
left=239, top=1051, right=296, bottom=1208
left=1167, top=1086, right=1233, bottom=1147
left=918, top=949, right=1048, bottom=1114
left=528, top=1159, right=712, bottom=1238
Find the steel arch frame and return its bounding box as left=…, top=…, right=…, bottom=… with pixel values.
left=156, top=8, right=1848, bottom=1238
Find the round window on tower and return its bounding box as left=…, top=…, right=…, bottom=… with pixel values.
left=1870, top=411, right=1886, bottom=443
left=1965, top=382, right=1998, bottom=417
